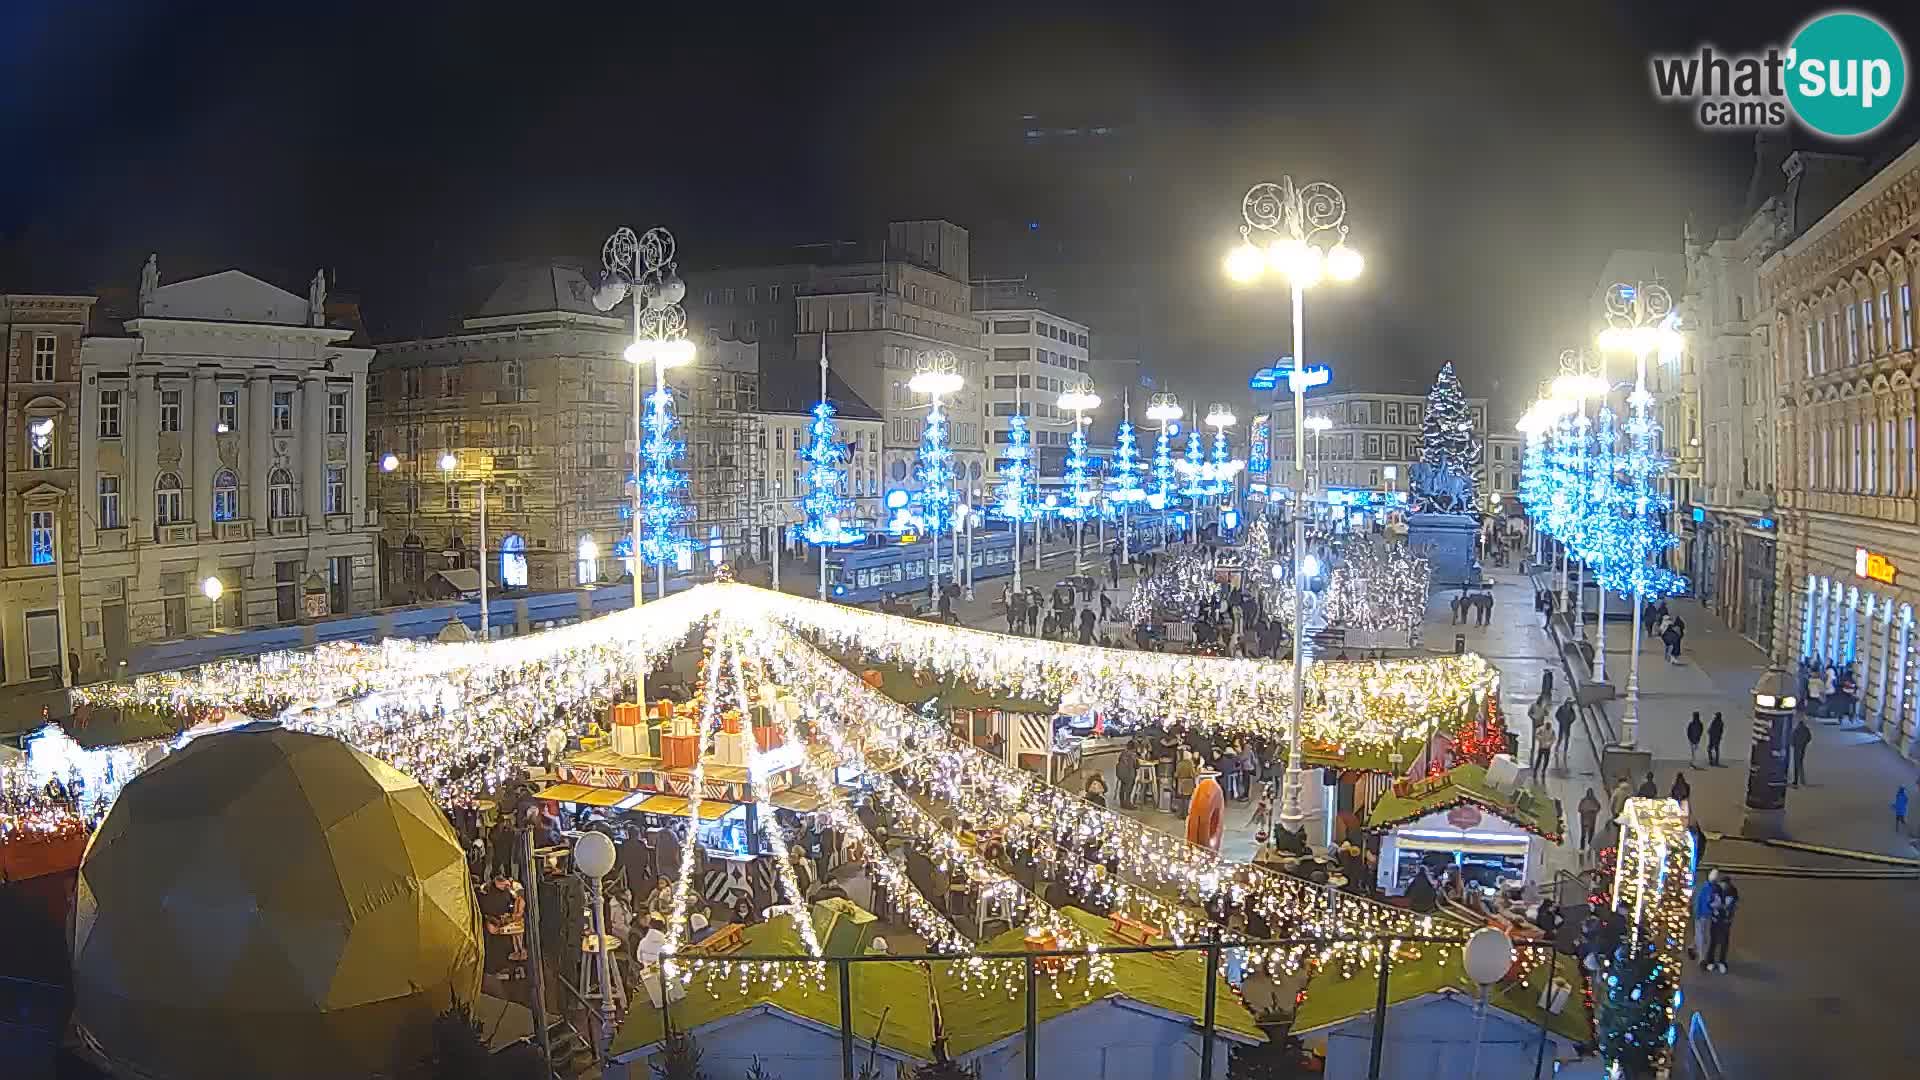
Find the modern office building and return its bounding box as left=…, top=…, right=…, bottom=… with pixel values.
left=974, top=288, right=1092, bottom=497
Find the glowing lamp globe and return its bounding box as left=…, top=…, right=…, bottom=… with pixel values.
left=438, top=452, right=457, bottom=472
left=380, top=453, right=400, bottom=473
left=1291, top=243, right=1325, bottom=287
left=908, top=369, right=963, bottom=397
left=574, top=831, right=617, bottom=879
left=1304, top=415, right=1333, bottom=434
left=200, top=576, right=223, bottom=601
left=1265, top=236, right=1306, bottom=277
left=1225, top=242, right=1266, bottom=283
left=624, top=340, right=653, bottom=365
left=659, top=338, right=697, bottom=369
left=1300, top=554, right=1321, bottom=577
left=71, top=724, right=481, bottom=1080
left=1326, top=242, right=1364, bottom=281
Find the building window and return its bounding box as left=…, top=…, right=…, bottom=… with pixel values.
left=28, top=510, right=55, bottom=565
left=405, top=485, right=420, bottom=512
left=31, top=334, right=56, bottom=382
left=155, top=472, right=184, bottom=525
left=1847, top=304, right=1860, bottom=363
left=1884, top=418, right=1896, bottom=493
left=1908, top=416, right=1918, bottom=494
left=1881, top=289, right=1895, bottom=352
left=327, top=391, right=348, bottom=434
left=504, top=359, right=524, bottom=390
left=97, top=388, right=121, bottom=437
left=268, top=468, right=295, bottom=519
left=27, top=416, right=55, bottom=469
left=445, top=422, right=463, bottom=449
left=98, top=476, right=121, bottom=529
left=447, top=483, right=462, bottom=511
left=442, top=368, right=461, bottom=398
left=1804, top=321, right=1816, bottom=376
left=212, top=470, right=238, bottom=521
left=1853, top=422, right=1862, bottom=490
left=160, top=389, right=182, bottom=432
left=1866, top=422, right=1878, bottom=492
left=325, top=466, right=345, bottom=514
left=769, top=284, right=782, bottom=302
left=218, top=389, right=239, bottom=431
left=273, top=391, right=293, bottom=431
left=502, top=483, right=524, bottom=512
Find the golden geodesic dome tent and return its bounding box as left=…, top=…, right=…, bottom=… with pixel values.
left=72, top=722, right=481, bottom=1080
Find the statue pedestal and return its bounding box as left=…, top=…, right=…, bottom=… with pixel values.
left=1406, top=513, right=1479, bottom=589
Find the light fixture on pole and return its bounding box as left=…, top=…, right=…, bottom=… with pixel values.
left=572, top=830, right=619, bottom=1065
left=1057, top=381, right=1102, bottom=571
left=380, top=453, right=399, bottom=473
left=1226, top=176, right=1362, bottom=835
left=910, top=349, right=964, bottom=605
left=1303, top=414, right=1332, bottom=492
left=202, top=575, right=225, bottom=629
left=439, top=452, right=488, bottom=640
left=1462, top=926, right=1516, bottom=1080
left=1145, top=394, right=1183, bottom=549
left=597, top=223, right=695, bottom=647
left=1596, top=281, right=1687, bottom=750
left=1105, top=389, right=1147, bottom=566
left=1204, top=404, right=1239, bottom=530
left=798, top=331, right=865, bottom=600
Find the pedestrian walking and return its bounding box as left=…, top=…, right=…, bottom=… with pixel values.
left=1610, top=777, right=1633, bottom=823
left=1690, top=869, right=1719, bottom=961
left=1637, top=770, right=1658, bottom=798
left=1478, top=591, right=1494, bottom=627
left=1099, top=592, right=1112, bottom=622
left=1791, top=717, right=1813, bottom=786
left=1705, top=873, right=1739, bottom=972
left=1554, top=697, right=1576, bottom=764
left=1577, top=787, right=1601, bottom=849
left=1662, top=619, right=1685, bottom=664
left=1686, top=711, right=1704, bottom=767
left=1707, top=711, right=1725, bottom=766
left=1078, top=607, right=1096, bottom=645
left=1895, top=785, right=1909, bottom=831
left=1669, top=771, right=1691, bottom=813
left=1115, top=743, right=1138, bottom=809
left=1531, top=718, right=1554, bottom=784
left=1108, top=550, right=1120, bottom=589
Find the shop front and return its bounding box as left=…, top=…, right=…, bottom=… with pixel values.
left=1795, top=537, right=1920, bottom=755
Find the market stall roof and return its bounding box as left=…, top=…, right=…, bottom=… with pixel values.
left=1365, top=762, right=1563, bottom=841
left=530, top=783, right=631, bottom=807
left=1292, top=945, right=1591, bottom=1045
left=837, top=656, right=1060, bottom=714
left=610, top=906, right=1262, bottom=1060
left=1291, top=731, right=1433, bottom=775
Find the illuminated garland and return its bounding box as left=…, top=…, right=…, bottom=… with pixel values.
left=915, top=399, right=958, bottom=532
left=1179, top=430, right=1207, bottom=499
left=640, top=386, right=693, bottom=566
left=798, top=401, right=865, bottom=547
left=995, top=413, right=1036, bottom=523
left=1150, top=424, right=1176, bottom=511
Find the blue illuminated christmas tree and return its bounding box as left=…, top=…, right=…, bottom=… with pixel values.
left=1573, top=406, right=1623, bottom=572
left=639, top=386, right=693, bottom=566
left=1208, top=426, right=1233, bottom=496
left=1060, top=419, right=1092, bottom=520
left=1107, top=417, right=1146, bottom=509
left=1150, top=424, right=1176, bottom=510
left=1542, top=412, right=1579, bottom=546
left=1180, top=429, right=1207, bottom=498
left=798, top=401, right=864, bottom=547
left=1518, top=429, right=1550, bottom=523
left=1595, top=387, right=1686, bottom=600
left=914, top=400, right=958, bottom=532
left=995, top=413, right=1036, bottom=523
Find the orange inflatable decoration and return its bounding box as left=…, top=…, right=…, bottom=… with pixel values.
left=1186, top=774, right=1226, bottom=852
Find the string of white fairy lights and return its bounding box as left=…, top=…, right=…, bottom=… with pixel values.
left=721, top=583, right=1494, bottom=749
left=659, top=632, right=724, bottom=982
left=725, top=645, right=827, bottom=986
left=752, top=621, right=1476, bottom=980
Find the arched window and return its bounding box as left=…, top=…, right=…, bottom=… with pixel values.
left=154, top=472, right=183, bottom=525
left=212, top=469, right=239, bottom=522
left=268, top=468, right=296, bottom=519
left=575, top=536, right=598, bottom=585
left=499, top=533, right=528, bottom=589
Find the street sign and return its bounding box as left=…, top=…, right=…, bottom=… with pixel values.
left=1248, top=366, right=1279, bottom=391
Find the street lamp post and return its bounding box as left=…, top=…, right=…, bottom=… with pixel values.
left=1596, top=282, right=1683, bottom=750
left=594, top=226, right=694, bottom=702
left=439, top=452, right=486, bottom=640
left=202, top=575, right=225, bottom=630
left=1226, top=176, right=1364, bottom=835
left=1205, top=403, right=1237, bottom=535
left=1059, top=382, right=1102, bottom=573
left=1146, top=395, right=1183, bottom=550
left=910, top=350, right=964, bottom=606
left=1304, top=414, right=1332, bottom=492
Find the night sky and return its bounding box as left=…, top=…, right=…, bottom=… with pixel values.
left=5, top=0, right=1917, bottom=419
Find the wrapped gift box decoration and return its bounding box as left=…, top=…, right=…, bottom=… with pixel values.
left=611, top=702, right=644, bottom=756
left=645, top=722, right=664, bottom=758
left=661, top=733, right=700, bottom=769
left=713, top=729, right=748, bottom=768
left=721, top=709, right=742, bottom=735
left=753, top=724, right=783, bottom=753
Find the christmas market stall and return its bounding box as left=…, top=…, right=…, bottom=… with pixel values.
left=1366, top=762, right=1563, bottom=902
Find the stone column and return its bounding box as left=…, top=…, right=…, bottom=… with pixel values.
left=192, top=367, right=216, bottom=535
left=303, top=373, right=327, bottom=524
left=250, top=370, right=273, bottom=529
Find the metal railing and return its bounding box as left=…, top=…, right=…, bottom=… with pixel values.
left=1683, top=1010, right=1727, bottom=1080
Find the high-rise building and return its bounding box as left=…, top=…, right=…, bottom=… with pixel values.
left=974, top=285, right=1093, bottom=498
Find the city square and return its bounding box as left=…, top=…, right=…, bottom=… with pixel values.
left=5, top=5, right=1920, bottom=1080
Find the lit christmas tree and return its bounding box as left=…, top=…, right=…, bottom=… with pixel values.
left=797, top=401, right=865, bottom=547
left=994, top=413, right=1036, bottom=523
left=639, top=385, right=693, bottom=567
left=1413, top=362, right=1483, bottom=510
left=1575, top=405, right=1624, bottom=577
left=1106, top=415, right=1146, bottom=508
left=1150, top=423, right=1177, bottom=511
left=1518, top=425, right=1550, bottom=528
left=914, top=399, right=958, bottom=533
left=1060, top=417, right=1093, bottom=520
left=1597, top=385, right=1686, bottom=600
left=1597, top=933, right=1675, bottom=1079
left=1180, top=429, right=1207, bottom=498
left=1542, top=411, right=1579, bottom=547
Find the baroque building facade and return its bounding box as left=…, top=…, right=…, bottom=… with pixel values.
left=1762, top=139, right=1920, bottom=757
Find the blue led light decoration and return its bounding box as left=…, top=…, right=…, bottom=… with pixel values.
left=1180, top=428, right=1207, bottom=498
left=1575, top=404, right=1625, bottom=570
left=1060, top=419, right=1092, bottom=519
left=1145, top=393, right=1183, bottom=511
left=1598, top=385, right=1687, bottom=600
left=1107, top=414, right=1147, bottom=508
left=797, top=401, right=865, bottom=546
left=639, top=385, right=693, bottom=566
left=909, top=350, right=963, bottom=534
left=994, top=413, right=1036, bottom=522
left=1208, top=427, right=1231, bottom=495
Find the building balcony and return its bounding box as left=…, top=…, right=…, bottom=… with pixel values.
left=155, top=523, right=196, bottom=546
left=214, top=520, right=254, bottom=542
left=269, top=517, right=307, bottom=537
left=324, top=514, right=354, bottom=534
left=94, top=527, right=127, bottom=552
